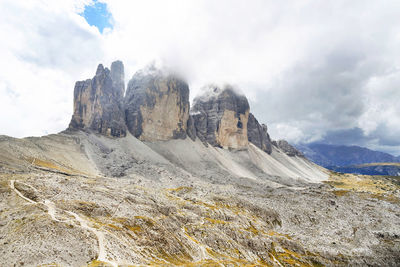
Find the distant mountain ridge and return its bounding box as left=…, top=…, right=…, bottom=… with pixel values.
left=296, top=143, right=399, bottom=167
left=296, top=143, right=400, bottom=176
left=332, top=163, right=400, bottom=176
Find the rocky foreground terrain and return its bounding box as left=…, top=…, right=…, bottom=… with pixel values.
left=0, top=61, right=399, bottom=266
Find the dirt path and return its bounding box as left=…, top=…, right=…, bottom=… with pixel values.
left=9, top=179, right=118, bottom=267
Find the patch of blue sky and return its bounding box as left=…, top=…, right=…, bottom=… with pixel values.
left=80, top=0, right=113, bottom=33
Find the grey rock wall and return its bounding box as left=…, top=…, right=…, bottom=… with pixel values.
left=191, top=85, right=250, bottom=149
left=67, top=61, right=294, bottom=157
left=273, top=140, right=304, bottom=157
left=247, top=113, right=273, bottom=154
left=124, top=66, right=190, bottom=141
left=68, top=62, right=126, bottom=137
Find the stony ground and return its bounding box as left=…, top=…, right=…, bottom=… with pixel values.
left=0, top=132, right=399, bottom=266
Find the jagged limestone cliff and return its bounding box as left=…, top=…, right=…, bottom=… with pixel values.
left=191, top=85, right=250, bottom=149
left=68, top=61, right=126, bottom=137
left=247, top=113, right=273, bottom=154
left=67, top=61, right=300, bottom=157
left=66, top=60, right=306, bottom=158
left=124, top=67, right=190, bottom=141
left=273, top=140, right=304, bottom=157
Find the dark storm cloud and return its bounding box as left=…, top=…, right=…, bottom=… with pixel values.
left=317, top=128, right=368, bottom=146
left=248, top=5, right=400, bottom=155
left=312, top=126, right=400, bottom=156
left=250, top=46, right=372, bottom=142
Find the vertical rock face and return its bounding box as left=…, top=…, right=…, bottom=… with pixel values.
left=67, top=60, right=286, bottom=155
left=124, top=67, right=190, bottom=141
left=186, top=115, right=197, bottom=141
left=110, top=60, right=125, bottom=99
left=191, top=85, right=250, bottom=149
left=247, top=113, right=273, bottom=154
left=68, top=62, right=127, bottom=137
left=272, top=140, right=304, bottom=157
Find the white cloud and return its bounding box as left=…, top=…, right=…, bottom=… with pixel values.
left=0, top=0, right=103, bottom=137
left=0, top=0, right=400, bottom=155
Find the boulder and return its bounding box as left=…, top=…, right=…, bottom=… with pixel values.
left=68, top=61, right=126, bottom=137
left=191, top=85, right=249, bottom=149
left=124, top=66, right=190, bottom=141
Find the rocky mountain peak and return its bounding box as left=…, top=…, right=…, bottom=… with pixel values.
left=95, top=63, right=105, bottom=75
left=132, top=62, right=163, bottom=78
left=194, top=84, right=245, bottom=104
left=110, top=60, right=125, bottom=99
left=67, top=61, right=301, bottom=156
left=68, top=61, right=126, bottom=137
left=191, top=85, right=250, bottom=149
left=124, top=67, right=190, bottom=141
left=247, top=113, right=273, bottom=154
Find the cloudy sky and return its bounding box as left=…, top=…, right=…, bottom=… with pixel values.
left=1, top=0, right=400, bottom=155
